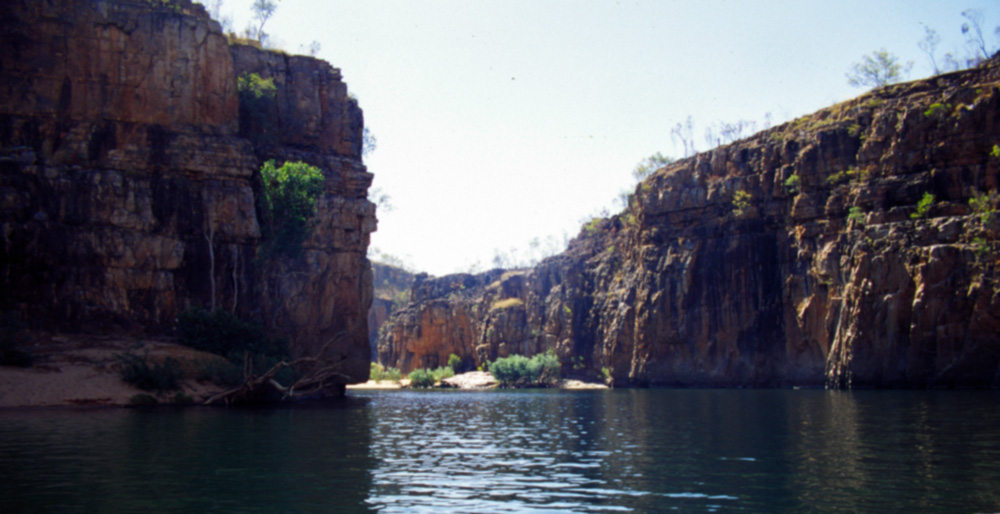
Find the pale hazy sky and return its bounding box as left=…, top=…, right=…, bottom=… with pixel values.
left=219, top=0, right=996, bottom=276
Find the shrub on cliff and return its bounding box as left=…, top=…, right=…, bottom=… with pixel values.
left=258, top=160, right=325, bottom=258
left=237, top=72, right=277, bottom=144
left=489, top=352, right=560, bottom=388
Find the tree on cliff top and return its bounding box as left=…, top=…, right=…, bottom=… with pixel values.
left=846, top=49, right=912, bottom=89
left=251, top=0, right=278, bottom=44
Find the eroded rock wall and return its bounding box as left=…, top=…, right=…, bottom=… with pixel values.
left=0, top=0, right=374, bottom=385
left=378, top=60, right=1000, bottom=388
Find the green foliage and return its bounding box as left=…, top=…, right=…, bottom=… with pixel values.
left=828, top=167, right=869, bottom=186
left=732, top=190, right=752, bottom=218
left=847, top=123, right=863, bottom=138
left=973, top=236, right=991, bottom=260
left=783, top=174, right=801, bottom=194
left=447, top=353, right=462, bottom=372
left=259, top=160, right=325, bottom=258
left=991, top=145, right=1000, bottom=158
left=370, top=362, right=404, bottom=383
left=847, top=206, right=866, bottom=227
left=0, top=311, right=32, bottom=367
left=408, top=368, right=434, bottom=388
left=846, top=49, right=911, bottom=89
left=601, top=367, right=611, bottom=382
left=172, top=392, right=195, bottom=404
left=238, top=72, right=277, bottom=100
left=923, top=102, right=952, bottom=119
left=237, top=72, right=277, bottom=143
left=115, top=353, right=182, bottom=392
left=969, top=191, right=998, bottom=225
left=407, top=366, right=454, bottom=388
left=632, top=152, right=674, bottom=182
left=177, top=307, right=286, bottom=360
left=583, top=217, right=603, bottom=236
left=911, top=192, right=935, bottom=220
left=176, top=307, right=291, bottom=384
left=488, top=351, right=560, bottom=388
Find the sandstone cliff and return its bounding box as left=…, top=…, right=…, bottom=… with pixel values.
left=379, top=59, right=1000, bottom=388
left=368, top=261, right=415, bottom=358
left=0, top=0, right=375, bottom=388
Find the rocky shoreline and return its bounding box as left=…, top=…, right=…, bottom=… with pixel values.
left=347, top=370, right=609, bottom=391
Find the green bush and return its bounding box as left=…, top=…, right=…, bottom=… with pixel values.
left=783, top=174, right=801, bottom=194
left=407, top=366, right=454, bottom=388
left=258, top=160, right=325, bottom=258
left=408, top=368, right=435, bottom=388
left=911, top=192, right=935, bottom=220
left=176, top=307, right=293, bottom=385
left=370, top=362, right=404, bottom=383
left=115, top=353, right=182, bottom=392
left=731, top=190, right=751, bottom=218
left=847, top=206, right=866, bottom=226
left=237, top=72, right=277, bottom=144
left=969, top=191, right=998, bottom=225
left=488, top=351, right=560, bottom=388
left=447, top=353, right=462, bottom=372
left=923, top=102, right=952, bottom=119
left=177, top=307, right=287, bottom=361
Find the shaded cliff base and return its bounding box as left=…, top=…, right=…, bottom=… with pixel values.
left=0, top=332, right=228, bottom=408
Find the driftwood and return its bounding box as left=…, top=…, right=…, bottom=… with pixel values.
left=204, top=332, right=351, bottom=405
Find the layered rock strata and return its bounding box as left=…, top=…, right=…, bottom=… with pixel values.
left=379, top=59, right=1000, bottom=388
left=0, top=0, right=375, bottom=387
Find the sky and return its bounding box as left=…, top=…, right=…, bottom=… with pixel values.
left=216, top=0, right=997, bottom=276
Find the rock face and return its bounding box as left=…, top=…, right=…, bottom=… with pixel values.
left=367, top=262, right=415, bottom=358
left=0, top=0, right=375, bottom=387
left=379, top=60, right=1000, bottom=388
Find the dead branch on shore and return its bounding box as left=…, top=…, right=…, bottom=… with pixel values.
left=203, top=332, right=351, bottom=405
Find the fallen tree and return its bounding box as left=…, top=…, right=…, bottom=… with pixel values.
left=204, top=333, right=352, bottom=405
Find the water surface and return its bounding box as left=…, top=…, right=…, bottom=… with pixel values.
left=1, top=389, right=999, bottom=513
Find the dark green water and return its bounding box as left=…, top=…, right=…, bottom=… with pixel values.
left=1, top=389, right=999, bottom=513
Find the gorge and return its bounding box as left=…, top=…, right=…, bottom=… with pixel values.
left=375, top=56, right=1000, bottom=389
left=2, top=0, right=999, bottom=404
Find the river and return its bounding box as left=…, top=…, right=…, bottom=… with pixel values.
left=1, top=389, right=999, bottom=513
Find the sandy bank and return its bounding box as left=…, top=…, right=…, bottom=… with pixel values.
left=0, top=333, right=224, bottom=408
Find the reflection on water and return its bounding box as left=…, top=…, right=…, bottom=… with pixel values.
left=363, top=389, right=1000, bottom=513
left=0, top=401, right=375, bottom=513
left=1, top=390, right=999, bottom=513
